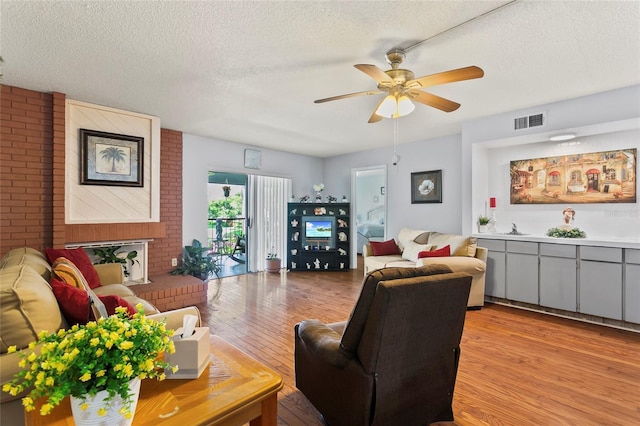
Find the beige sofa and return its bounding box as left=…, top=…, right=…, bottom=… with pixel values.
left=0, top=247, right=201, bottom=425
left=362, top=228, right=487, bottom=308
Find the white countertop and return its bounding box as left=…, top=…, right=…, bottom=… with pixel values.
left=473, top=233, right=640, bottom=249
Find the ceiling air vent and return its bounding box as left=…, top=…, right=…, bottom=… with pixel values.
left=514, top=112, right=545, bottom=130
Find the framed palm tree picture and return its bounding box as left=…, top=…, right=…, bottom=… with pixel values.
left=80, top=129, right=143, bottom=187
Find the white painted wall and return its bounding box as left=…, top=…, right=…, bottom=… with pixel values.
left=183, top=84, right=640, bottom=253
left=324, top=132, right=464, bottom=239
left=463, top=84, right=640, bottom=239
left=182, top=133, right=323, bottom=245
left=484, top=130, right=639, bottom=240
left=325, top=85, right=640, bottom=244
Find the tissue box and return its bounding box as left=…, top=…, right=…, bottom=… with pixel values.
left=164, top=327, right=210, bottom=379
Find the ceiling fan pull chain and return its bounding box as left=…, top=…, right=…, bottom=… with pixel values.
left=392, top=118, right=400, bottom=167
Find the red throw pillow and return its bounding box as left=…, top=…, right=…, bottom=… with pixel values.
left=370, top=239, right=400, bottom=256
left=50, top=278, right=136, bottom=325
left=46, top=247, right=102, bottom=289
left=418, top=245, right=451, bottom=258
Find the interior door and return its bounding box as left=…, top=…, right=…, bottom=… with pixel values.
left=351, top=166, right=387, bottom=266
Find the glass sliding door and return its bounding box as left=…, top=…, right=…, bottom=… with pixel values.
left=207, top=172, right=248, bottom=277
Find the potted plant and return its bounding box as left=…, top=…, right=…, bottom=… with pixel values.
left=170, top=239, right=220, bottom=280
left=2, top=305, right=176, bottom=425
left=92, top=246, right=139, bottom=278
left=265, top=252, right=281, bottom=273
left=478, top=216, right=491, bottom=233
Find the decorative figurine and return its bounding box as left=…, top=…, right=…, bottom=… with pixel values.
left=327, top=195, right=337, bottom=203
left=560, top=207, right=576, bottom=230
left=338, top=231, right=347, bottom=241
left=337, top=219, right=347, bottom=227
left=313, top=183, right=325, bottom=203
left=299, top=195, right=310, bottom=203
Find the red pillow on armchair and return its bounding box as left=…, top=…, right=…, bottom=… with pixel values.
left=50, top=278, right=136, bottom=325
left=418, top=245, right=451, bottom=258
left=370, top=239, right=400, bottom=256
left=46, top=247, right=102, bottom=289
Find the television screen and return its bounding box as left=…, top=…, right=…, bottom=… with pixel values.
left=305, top=221, right=332, bottom=239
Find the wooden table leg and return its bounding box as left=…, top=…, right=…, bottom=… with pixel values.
left=249, top=394, right=278, bottom=426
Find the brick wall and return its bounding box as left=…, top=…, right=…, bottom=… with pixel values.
left=0, top=85, right=184, bottom=268
left=0, top=86, right=54, bottom=253
left=148, top=128, right=183, bottom=276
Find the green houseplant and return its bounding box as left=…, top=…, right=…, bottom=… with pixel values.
left=546, top=227, right=587, bottom=238
left=477, top=216, right=491, bottom=233
left=171, top=239, right=220, bottom=280
left=92, top=246, right=139, bottom=278
left=3, top=306, right=176, bottom=423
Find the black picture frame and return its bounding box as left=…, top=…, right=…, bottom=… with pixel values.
left=411, top=170, right=442, bottom=204
left=80, top=129, right=143, bottom=187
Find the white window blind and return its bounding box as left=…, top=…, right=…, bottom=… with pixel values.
left=247, top=175, right=292, bottom=272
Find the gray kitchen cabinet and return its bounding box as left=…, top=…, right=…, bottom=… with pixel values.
left=624, top=249, right=640, bottom=324
left=506, top=241, right=538, bottom=304
left=539, top=243, right=577, bottom=311
left=579, top=246, right=623, bottom=320
left=477, top=238, right=506, bottom=298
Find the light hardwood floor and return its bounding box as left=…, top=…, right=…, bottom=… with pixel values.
left=196, top=259, right=640, bottom=426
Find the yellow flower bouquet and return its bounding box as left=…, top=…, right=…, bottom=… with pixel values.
left=3, top=305, right=177, bottom=419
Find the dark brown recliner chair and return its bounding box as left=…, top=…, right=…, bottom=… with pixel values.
left=294, top=265, right=472, bottom=426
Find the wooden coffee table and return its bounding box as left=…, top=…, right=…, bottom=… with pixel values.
left=25, top=335, right=283, bottom=425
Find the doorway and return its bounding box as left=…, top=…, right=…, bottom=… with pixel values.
left=351, top=166, right=387, bottom=267
left=208, top=172, right=248, bottom=278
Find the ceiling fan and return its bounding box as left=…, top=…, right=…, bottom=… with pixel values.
left=314, top=48, right=484, bottom=123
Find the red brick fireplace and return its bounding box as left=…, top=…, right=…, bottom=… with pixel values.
left=1, top=85, right=184, bottom=277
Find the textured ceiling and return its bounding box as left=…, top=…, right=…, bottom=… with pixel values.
left=2, top=1, right=639, bottom=157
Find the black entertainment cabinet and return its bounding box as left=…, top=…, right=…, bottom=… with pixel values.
left=287, top=202, right=350, bottom=271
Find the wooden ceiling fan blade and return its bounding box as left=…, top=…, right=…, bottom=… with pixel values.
left=314, top=89, right=383, bottom=104
left=367, top=97, right=387, bottom=123
left=406, top=66, right=484, bottom=89
left=409, top=90, right=460, bottom=112
left=354, top=64, right=394, bottom=85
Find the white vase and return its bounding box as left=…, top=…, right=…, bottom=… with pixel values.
left=478, top=224, right=488, bottom=233
left=70, top=378, right=141, bottom=426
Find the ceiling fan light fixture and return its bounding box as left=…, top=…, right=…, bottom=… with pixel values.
left=375, top=95, right=397, bottom=118
left=395, top=94, right=415, bottom=117
left=376, top=94, right=415, bottom=118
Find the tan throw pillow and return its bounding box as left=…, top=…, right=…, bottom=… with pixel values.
left=396, top=228, right=427, bottom=252
left=427, top=232, right=477, bottom=257
left=401, top=242, right=434, bottom=262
